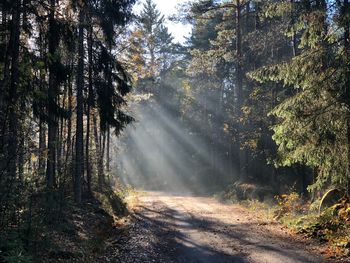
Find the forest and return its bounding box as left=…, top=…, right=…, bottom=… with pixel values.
left=0, top=0, right=350, bottom=262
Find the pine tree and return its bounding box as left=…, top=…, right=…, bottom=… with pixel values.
left=250, top=0, right=350, bottom=191
left=128, top=0, right=175, bottom=82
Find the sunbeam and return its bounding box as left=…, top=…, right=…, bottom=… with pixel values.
left=114, top=95, right=238, bottom=195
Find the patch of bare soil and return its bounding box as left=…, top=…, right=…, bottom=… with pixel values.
left=98, top=192, right=345, bottom=263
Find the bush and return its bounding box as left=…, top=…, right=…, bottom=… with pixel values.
left=309, top=198, right=322, bottom=213
left=331, top=196, right=350, bottom=223
left=296, top=196, right=350, bottom=252
left=220, top=182, right=275, bottom=203
left=274, top=192, right=304, bottom=219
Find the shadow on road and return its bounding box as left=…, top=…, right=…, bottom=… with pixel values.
left=131, top=202, right=323, bottom=263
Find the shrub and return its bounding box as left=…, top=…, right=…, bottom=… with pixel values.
left=274, top=192, right=304, bottom=219
left=0, top=231, right=33, bottom=263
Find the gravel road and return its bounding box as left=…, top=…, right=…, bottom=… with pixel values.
left=99, top=192, right=333, bottom=263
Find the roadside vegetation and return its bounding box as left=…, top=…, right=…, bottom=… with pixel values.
left=0, top=185, right=132, bottom=263
left=218, top=187, right=350, bottom=260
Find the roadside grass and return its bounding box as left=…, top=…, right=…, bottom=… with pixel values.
left=216, top=190, right=350, bottom=259
left=240, top=199, right=276, bottom=221
left=123, top=188, right=145, bottom=211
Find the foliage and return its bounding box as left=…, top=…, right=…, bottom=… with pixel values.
left=277, top=196, right=350, bottom=256
left=95, top=188, right=128, bottom=217
left=0, top=231, right=33, bottom=263
left=274, top=192, right=304, bottom=219
left=249, top=0, right=350, bottom=191
left=123, top=0, right=176, bottom=83
left=0, top=0, right=136, bottom=260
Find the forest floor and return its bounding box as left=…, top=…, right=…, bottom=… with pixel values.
left=97, top=191, right=348, bottom=263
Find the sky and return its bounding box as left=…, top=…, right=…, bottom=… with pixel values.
left=134, top=0, right=192, bottom=43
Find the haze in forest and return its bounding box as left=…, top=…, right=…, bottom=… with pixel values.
left=111, top=0, right=350, bottom=197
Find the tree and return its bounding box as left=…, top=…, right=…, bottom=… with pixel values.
left=250, top=0, right=350, bottom=192
left=75, top=4, right=85, bottom=203
left=0, top=0, right=136, bottom=233
left=126, top=0, right=175, bottom=83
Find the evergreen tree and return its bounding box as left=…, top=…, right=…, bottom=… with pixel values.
left=250, top=0, right=350, bottom=192
left=127, top=0, right=175, bottom=83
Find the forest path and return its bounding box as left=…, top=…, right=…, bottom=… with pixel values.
left=99, top=192, right=329, bottom=263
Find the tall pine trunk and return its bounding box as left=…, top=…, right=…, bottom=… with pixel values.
left=39, top=117, right=46, bottom=176
left=85, top=24, right=93, bottom=196
left=235, top=1, right=246, bottom=182
left=65, top=65, right=73, bottom=179
left=290, top=0, right=298, bottom=57
left=38, top=27, right=46, bottom=177
left=7, top=0, right=21, bottom=178
left=106, top=126, right=110, bottom=175
left=343, top=0, right=350, bottom=195
left=46, top=0, right=59, bottom=189
left=93, top=112, right=104, bottom=190
left=75, top=9, right=85, bottom=203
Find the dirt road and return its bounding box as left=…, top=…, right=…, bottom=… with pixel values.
left=99, top=192, right=331, bottom=263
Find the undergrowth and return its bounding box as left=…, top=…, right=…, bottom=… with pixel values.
left=217, top=188, right=350, bottom=258
left=0, top=185, right=131, bottom=263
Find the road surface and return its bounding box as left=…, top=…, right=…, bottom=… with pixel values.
left=99, top=192, right=331, bottom=263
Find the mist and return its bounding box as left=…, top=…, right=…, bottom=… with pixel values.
left=113, top=93, right=234, bottom=195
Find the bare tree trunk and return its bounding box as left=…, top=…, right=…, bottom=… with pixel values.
left=6, top=0, right=22, bottom=227
left=343, top=0, right=350, bottom=195
left=57, top=92, right=66, bottom=211
left=106, top=126, right=110, bottom=174
left=102, top=131, right=106, bottom=166
left=75, top=9, right=85, bottom=203
left=57, top=89, right=65, bottom=185
left=18, top=102, right=25, bottom=182
left=254, top=2, right=260, bottom=30
left=38, top=27, right=46, bottom=177
left=2, top=2, right=21, bottom=213
left=93, top=112, right=104, bottom=190
left=290, top=0, right=298, bottom=57
left=65, top=67, right=73, bottom=179
left=85, top=24, right=93, bottom=195
left=0, top=9, right=7, bottom=193
left=39, top=117, right=46, bottom=177
left=0, top=8, right=8, bottom=150
left=235, top=0, right=247, bottom=182
left=46, top=0, right=59, bottom=189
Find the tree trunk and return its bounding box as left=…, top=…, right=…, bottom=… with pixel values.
left=102, top=131, right=106, bottom=173
left=6, top=0, right=22, bottom=227
left=85, top=24, right=93, bottom=196
left=343, top=0, right=350, bottom=195
left=46, top=0, right=59, bottom=189
left=38, top=27, right=46, bottom=177
left=93, top=112, right=104, bottom=190
left=74, top=9, right=85, bottom=203
left=0, top=8, right=8, bottom=151
left=39, top=117, right=46, bottom=177
left=106, top=126, right=110, bottom=175
left=18, top=102, right=25, bottom=182
left=235, top=1, right=246, bottom=182
left=57, top=101, right=64, bottom=183
left=3, top=1, right=21, bottom=205
left=65, top=66, right=73, bottom=179
left=290, top=0, right=298, bottom=57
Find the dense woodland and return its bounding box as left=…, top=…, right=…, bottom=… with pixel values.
left=118, top=0, right=350, bottom=197
left=0, top=0, right=350, bottom=261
